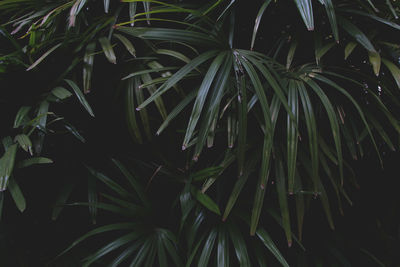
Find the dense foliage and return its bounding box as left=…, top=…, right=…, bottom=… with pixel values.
left=1, top=0, right=400, bottom=266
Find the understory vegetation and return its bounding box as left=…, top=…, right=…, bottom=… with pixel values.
left=1, top=0, right=400, bottom=266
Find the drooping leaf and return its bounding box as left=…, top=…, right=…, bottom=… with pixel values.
left=193, top=52, right=233, bottom=158
left=0, top=143, right=18, bottom=191
left=126, top=77, right=143, bottom=143
left=182, top=51, right=227, bottom=149
left=294, top=0, right=314, bottom=31
left=17, top=157, right=53, bottom=168
left=114, top=33, right=136, bottom=57
left=52, top=87, right=73, bottom=99
left=13, top=106, right=31, bottom=128
left=14, top=134, right=32, bottom=155
left=117, top=27, right=221, bottom=47
left=99, top=36, right=116, bottom=64
left=369, top=51, right=381, bottom=76
left=26, top=43, right=62, bottom=71
left=256, top=228, right=290, bottom=267
left=191, top=186, right=221, bottom=215
left=337, top=16, right=377, bottom=53
left=287, top=81, right=299, bottom=193
left=344, top=41, right=357, bottom=60
left=275, top=159, right=292, bottom=247
left=320, top=0, right=338, bottom=41
left=286, top=39, right=298, bottom=70
left=198, top=229, right=217, bottom=267
left=83, top=42, right=96, bottom=93
left=8, top=176, right=26, bottom=212
left=65, top=79, right=95, bottom=117
left=251, top=0, right=273, bottom=50
left=137, top=50, right=219, bottom=110
left=382, top=57, right=400, bottom=89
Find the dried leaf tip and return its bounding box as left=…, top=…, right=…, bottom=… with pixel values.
left=135, top=107, right=141, bottom=111
left=288, top=241, right=292, bottom=248
left=181, top=145, right=186, bottom=151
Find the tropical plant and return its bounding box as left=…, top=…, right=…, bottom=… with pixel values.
left=1, top=0, right=400, bottom=266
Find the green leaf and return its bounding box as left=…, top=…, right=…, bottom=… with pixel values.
left=222, top=151, right=260, bottom=221
left=13, top=106, right=31, bottom=128
left=294, top=0, right=314, bottom=31
left=52, top=87, right=73, bottom=99
left=182, top=51, right=227, bottom=149
left=99, top=36, right=116, bottom=64
left=344, top=41, right=357, bottom=60
left=303, top=78, right=343, bottom=187
left=337, top=16, right=377, bottom=53
left=297, top=81, right=319, bottom=192
left=103, top=0, right=109, bottom=13
left=129, top=2, right=137, bottom=26
left=0, top=143, right=18, bottom=191
left=64, top=122, right=86, bottom=142
left=342, top=9, right=400, bottom=30
left=256, top=228, right=290, bottom=267
left=128, top=238, right=153, bottom=267
left=315, top=41, right=335, bottom=65
left=114, top=33, right=136, bottom=57
left=122, top=67, right=177, bottom=81
left=126, top=77, right=143, bottom=143
left=26, top=43, right=62, bottom=71
left=193, top=52, right=233, bottom=158
left=86, top=166, right=132, bottom=199
left=238, top=53, right=274, bottom=235
left=111, top=158, right=148, bottom=204
left=83, top=42, right=96, bottom=94
left=137, top=50, right=219, bottom=110
left=228, top=223, right=251, bottom=267
left=8, top=177, right=26, bottom=212
left=156, top=49, right=191, bottom=64
left=111, top=244, right=140, bottom=266
left=156, top=90, right=196, bottom=136
left=286, top=40, right=298, bottom=70
left=217, top=226, right=229, bottom=267
left=382, top=58, right=400, bottom=89
left=251, top=0, right=273, bottom=50
left=320, top=0, right=338, bottom=41
left=135, top=76, right=152, bottom=139
left=191, top=186, right=221, bottom=215
left=313, top=74, right=381, bottom=166
left=275, top=159, right=292, bottom=247
left=83, top=231, right=142, bottom=266
left=191, top=166, right=224, bottom=182
left=386, top=0, right=398, bottom=19
left=14, top=134, right=32, bottom=155
left=198, top=229, right=217, bottom=267
left=141, top=71, right=168, bottom=120
left=287, top=81, right=299, bottom=193
left=17, top=157, right=52, bottom=168
left=369, top=51, right=381, bottom=76
left=65, top=79, right=95, bottom=117
left=117, top=27, right=221, bottom=47
left=52, top=180, right=74, bottom=220
left=237, top=75, right=247, bottom=176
